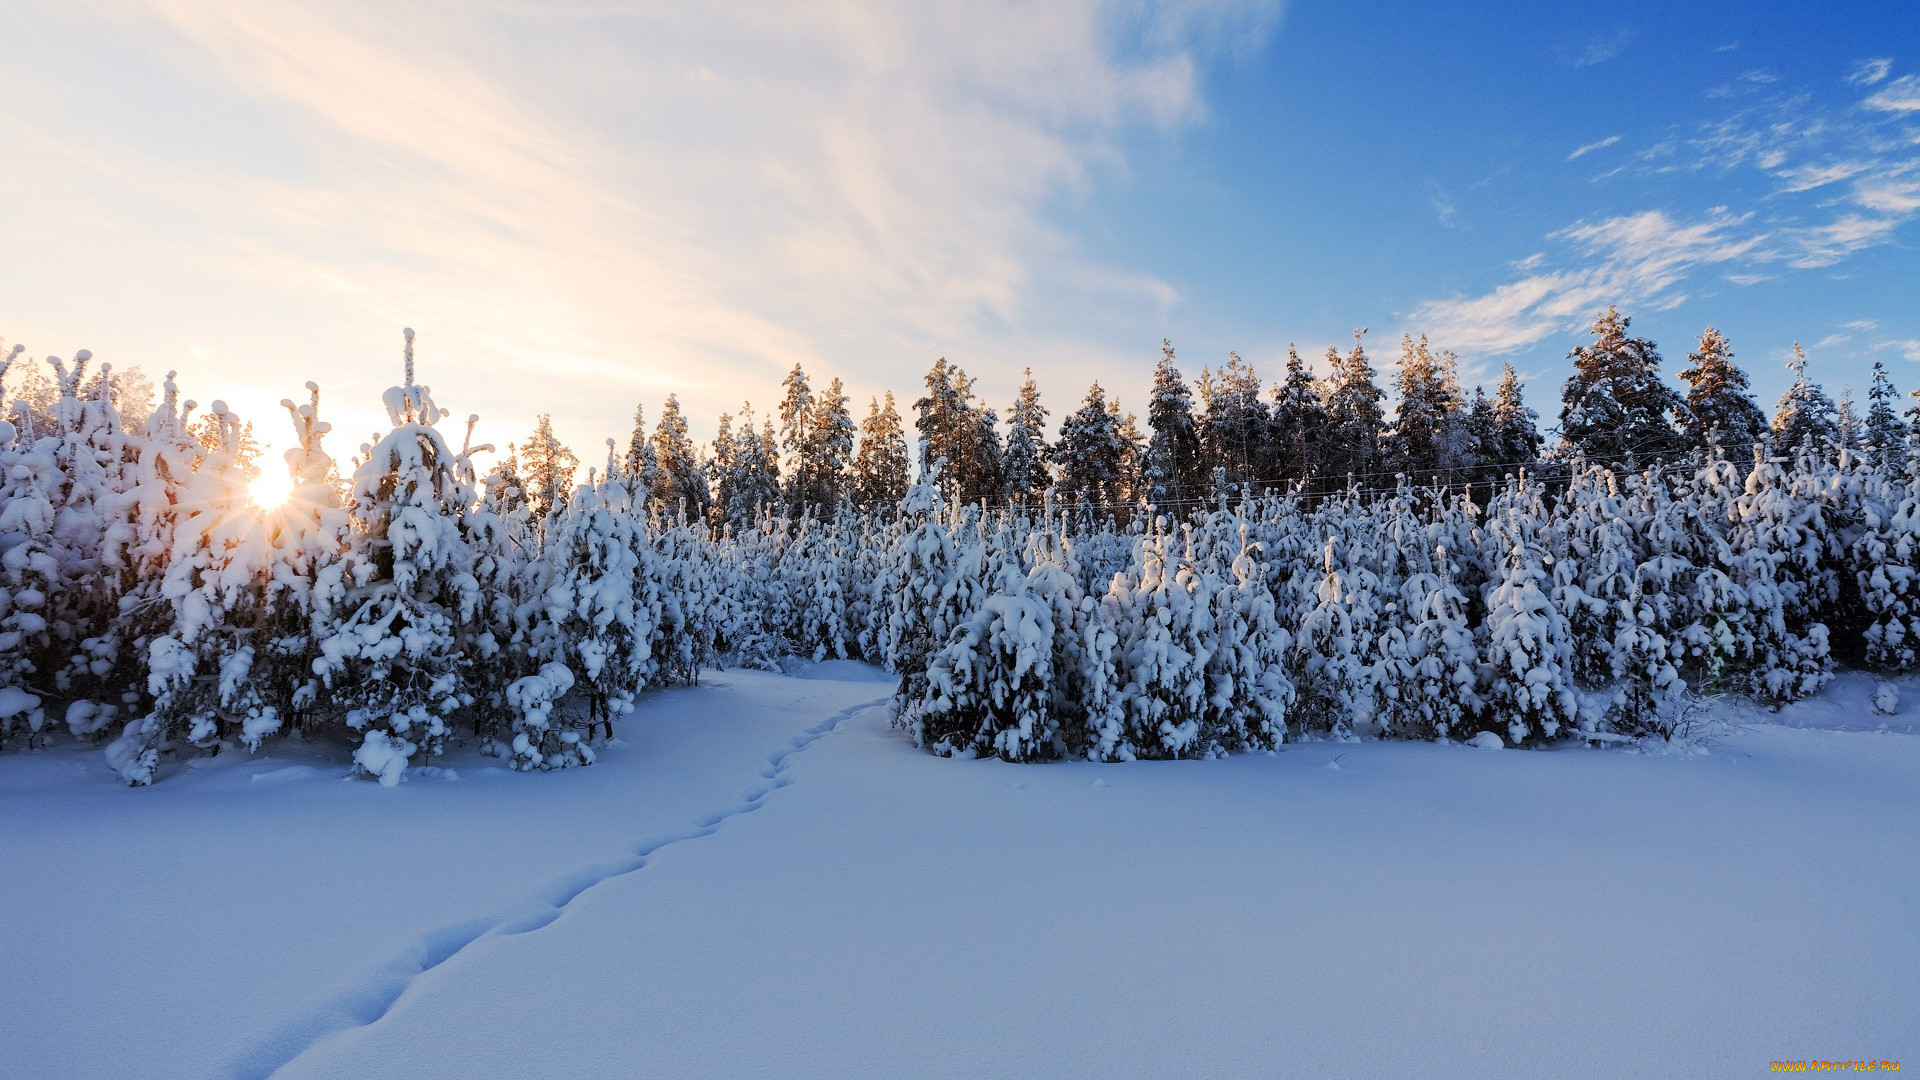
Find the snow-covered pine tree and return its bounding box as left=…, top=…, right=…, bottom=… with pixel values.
left=1863, top=362, right=1907, bottom=474
left=913, top=533, right=1059, bottom=761
left=1198, top=351, right=1272, bottom=494
left=1144, top=341, right=1205, bottom=511
left=1772, top=343, right=1838, bottom=453
left=1478, top=516, right=1578, bottom=745
left=1104, top=527, right=1211, bottom=758
left=1678, top=327, right=1768, bottom=458
left=1050, top=382, right=1132, bottom=517
left=622, top=402, right=659, bottom=492
left=1559, top=306, right=1690, bottom=468
left=650, top=393, right=710, bottom=522
left=315, top=329, right=481, bottom=785
left=518, top=413, right=578, bottom=524
left=851, top=392, right=911, bottom=513
left=802, top=377, right=856, bottom=516
left=110, top=400, right=277, bottom=783
left=1268, top=344, right=1329, bottom=488
left=1323, top=329, right=1386, bottom=485
left=1200, top=525, right=1292, bottom=752
left=1388, top=334, right=1465, bottom=483
left=1002, top=371, right=1051, bottom=509
left=913, top=358, right=1004, bottom=506
left=1289, top=538, right=1381, bottom=740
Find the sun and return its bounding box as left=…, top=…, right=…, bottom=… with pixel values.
left=248, top=471, right=293, bottom=510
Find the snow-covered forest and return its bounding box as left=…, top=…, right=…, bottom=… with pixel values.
left=3, top=306, right=1915, bottom=784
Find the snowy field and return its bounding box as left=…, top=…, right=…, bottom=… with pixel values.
left=4, top=662, right=1915, bottom=1080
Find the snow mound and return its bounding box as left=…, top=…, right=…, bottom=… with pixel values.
left=1468, top=731, right=1505, bottom=749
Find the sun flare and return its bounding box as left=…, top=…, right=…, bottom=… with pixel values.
left=248, top=472, right=293, bottom=510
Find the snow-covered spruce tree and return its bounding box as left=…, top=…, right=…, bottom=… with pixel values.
left=1678, top=327, right=1768, bottom=459
left=775, top=513, right=850, bottom=662
left=515, top=457, right=651, bottom=769
left=263, top=380, right=353, bottom=730
left=1864, top=361, right=1907, bottom=474
left=851, top=392, right=911, bottom=513
left=1268, top=344, right=1329, bottom=488
left=1387, top=552, right=1481, bottom=740
left=913, top=537, right=1060, bottom=761
left=1322, top=330, right=1386, bottom=485
left=1288, top=538, right=1381, bottom=740
left=1605, top=574, right=1688, bottom=738
left=1104, top=527, right=1212, bottom=758
left=1198, top=351, right=1273, bottom=494
left=1144, top=340, right=1205, bottom=511
left=1002, top=371, right=1051, bottom=509
left=1478, top=518, right=1578, bottom=745
left=1726, top=446, right=1832, bottom=703
left=38, top=353, right=152, bottom=740
left=1559, top=306, right=1689, bottom=469
left=1025, top=513, right=1124, bottom=760
left=1859, top=462, right=1920, bottom=671
left=0, top=355, right=61, bottom=745
left=1553, top=465, right=1637, bottom=688
left=1200, top=527, right=1291, bottom=752
left=621, top=402, right=660, bottom=493
left=518, top=413, right=577, bottom=524
left=314, top=330, right=481, bottom=785
left=884, top=469, right=962, bottom=725
left=1771, top=343, right=1837, bottom=453
left=107, top=400, right=279, bottom=784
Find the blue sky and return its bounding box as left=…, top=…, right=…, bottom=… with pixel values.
left=2, top=1, right=1916, bottom=459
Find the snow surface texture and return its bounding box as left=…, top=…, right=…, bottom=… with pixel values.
left=3, top=664, right=1915, bottom=1079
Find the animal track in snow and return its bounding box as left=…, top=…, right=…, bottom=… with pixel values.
left=232, top=693, right=888, bottom=1080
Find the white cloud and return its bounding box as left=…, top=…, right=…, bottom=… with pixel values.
left=1844, top=319, right=1882, bottom=332
left=1864, top=74, right=1920, bottom=112
left=1407, top=208, right=1761, bottom=355
left=1874, top=338, right=1920, bottom=362
left=1773, top=159, right=1875, bottom=193
left=1567, top=135, right=1621, bottom=161
left=1849, top=58, right=1893, bottom=86
left=1572, top=29, right=1634, bottom=68
left=1783, top=215, right=1902, bottom=268
left=1855, top=178, right=1920, bottom=213
left=0, top=0, right=1282, bottom=453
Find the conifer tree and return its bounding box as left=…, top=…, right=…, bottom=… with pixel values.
left=1144, top=341, right=1205, bottom=510
left=1678, top=327, right=1768, bottom=457
left=315, top=330, right=481, bottom=785
left=1487, top=363, right=1543, bottom=471
left=650, top=393, right=710, bottom=521
left=1198, top=351, right=1271, bottom=493
left=1387, top=334, right=1464, bottom=481
left=852, top=392, right=910, bottom=511
left=518, top=413, right=578, bottom=522
left=1771, top=343, right=1838, bottom=452
left=1050, top=382, right=1131, bottom=514
left=1268, top=344, right=1329, bottom=486
left=1001, top=371, right=1051, bottom=508
left=622, top=403, right=658, bottom=492
left=1560, top=306, right=1689, bottom=467
left=1864, top=362, right=1907, bottom=473
left=913, top=358, right=1003, bottom=506
left=1324, top=330, right=1386, bottom=483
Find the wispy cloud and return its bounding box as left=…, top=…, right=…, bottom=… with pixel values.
left=1407, top=208, right=1761, bottom=355
left=1849, top=58, right=1893, bottom=86
left=0, top=0, right=1281, bottom=449
left=1567, top=135, right=1621, bottom=161
left=1566, top=28, right=1635, bottom=69
left=1864, top=74, right=1920, bottom=112
left=1428, top=180, right=1459, bottom=228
